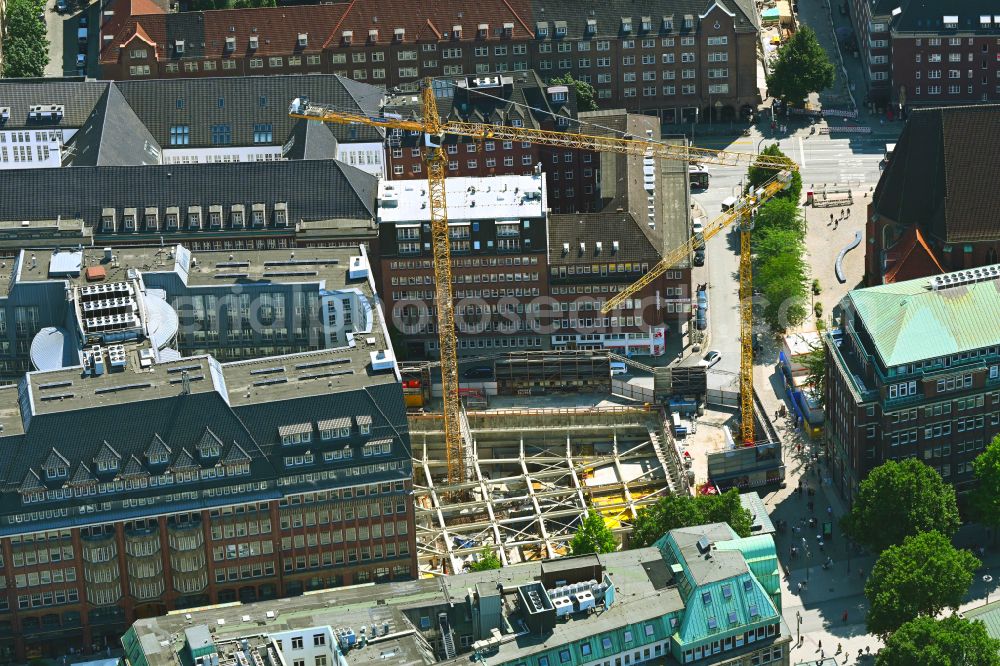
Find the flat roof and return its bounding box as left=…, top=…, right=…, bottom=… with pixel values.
left=129, top=549, right=685, bottom=666
left=376, top=174, right=546, bottom=223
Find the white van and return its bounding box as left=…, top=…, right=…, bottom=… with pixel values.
left=721, top=196, right=738, bottom=212
left=610, top=361, right=628, bottom=376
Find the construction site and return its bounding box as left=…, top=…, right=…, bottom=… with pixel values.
left=407, top=398, right=692, bottom=577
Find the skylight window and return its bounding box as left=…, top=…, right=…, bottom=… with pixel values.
left=707, top=616, right=718, bottom=630
left=701, top=591, right=712, bottom=604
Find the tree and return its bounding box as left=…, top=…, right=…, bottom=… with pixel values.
left=875, top=616, right=1000, bottom=666
left=800, top=346, right=826, bottom=407
left=864, top=531, right=980, bottom=638
left=468, top=547, right=502, bottom=572
left=569, top=509, right=617, bottom=555
left=548, top=74, right=598, bottom=112
left=753, top=229, right=809, bottom=333
left=2, top=0, right=50, bottom=78
left=765, top=26, right=836, bottom=106
left=629, top=489, right=752, bottom=548
left=970, top=434, right=1000, bottom=540
left=841, top=458, right=961, bottom=553
left=751, top=197, right=805, bottom=242
left=746, top=144, right=802, bottom=203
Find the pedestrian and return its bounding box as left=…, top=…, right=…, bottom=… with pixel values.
left=818, top=639, right=823, bottom=650
left=842, top=609, right=849, bottom=623
left=797, top=581, right=803, bottom=593
left=827, top=505, right=833, bottom=516
left=858, top=648, right=864, bottom=659
left=836, top=642, right=842, bottom=655
left=858, top=567, right=864, bottom=579
left=830, top=212, right=834, bottom=224
left=865, top=646, right=871, bottom=655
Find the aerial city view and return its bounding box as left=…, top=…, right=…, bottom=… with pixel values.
left=0, top=0, right=999, bottom=664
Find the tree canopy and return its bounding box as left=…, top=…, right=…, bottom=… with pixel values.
left=753, top=225, right=808, bottom=334
left=468, top=547, right=502, bottom=572
left=864, top=530, right=980, bottom=638
left=875, top=616, right=1000, bottom=666
left=765, top=26, right=836, bottom=105
left=630, top=489, right=752, bottom=548
left=746, top=144, right=802, bottom=203
left=2, top=0, right=50, bottom=78
left=548, top=74, right=598, bottom=112
left=800, top=346, right=826, bottom=407
left=569, top=509, right=617, bottom=555
left=970, top=434, right=1000, bottom=534
left=841, top=458, right=961, bottom=553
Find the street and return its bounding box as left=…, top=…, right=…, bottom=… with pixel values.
left=689, top=125, right=889, bottom=390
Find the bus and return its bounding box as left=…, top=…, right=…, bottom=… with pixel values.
left=690, top=165, right=710, bottom=189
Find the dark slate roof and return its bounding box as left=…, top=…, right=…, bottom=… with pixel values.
left=528, top=0, right=759, bottom=36
left=893, top=0, right=1000, bottom=34
left=63, top=83, right=162, bottom=167
left=0, top=372, right=412, bottom=525
left=872, top=104, right=1000, bottom=244
left=283, top=119, right=341, bottom=161
left=384, top=71, right=575, bottom=145
left=114, top=74, right=385, bottom=148
left=548, top=212, right=662, bottom=265
left=0, top=78, right=109, bottom=129
left=0, top=159, right=377, bottom=225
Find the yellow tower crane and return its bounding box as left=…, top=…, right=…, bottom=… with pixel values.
left=290, top=78, right=798, bottom=476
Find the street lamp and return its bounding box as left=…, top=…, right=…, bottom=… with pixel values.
left=691, top=108, right=699, bottom=140
left=984, top=575, right=994, bottom=606
left=757, top=138, right=768, bottom=155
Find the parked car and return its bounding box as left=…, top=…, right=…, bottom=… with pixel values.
left=462, top=366, right=493, bottom=380
left=610, top=361, right=628, bottom=376
left=699, top=350, right=722, bottom=368
left=56, top=0, right=68, bottom=13
left=693, top=250, right=705, bottom=267
left=692, top=220, right=705, bottom=236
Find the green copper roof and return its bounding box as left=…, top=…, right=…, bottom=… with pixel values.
left=963, top=599, right=1000, bottom=642
left=846, top=269, right=1000, bottom=367
left=674, top=575, right=779, bottom=647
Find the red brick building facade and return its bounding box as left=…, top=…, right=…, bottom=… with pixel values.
left=98, top=0, right=761, bottom=121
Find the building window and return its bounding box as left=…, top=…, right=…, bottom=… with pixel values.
left=211, top=124, right=232, bottom=145
left=169, top=125, right=190, bottom=146
left=253, top=124, right=273, bottom=143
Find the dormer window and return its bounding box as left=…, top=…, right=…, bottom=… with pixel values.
left=298, top=33, right=308, bottom=47
left=188, top=206, right=202, bottom=229
left=249, top=35, right=259, bottom=50
left=209, top=206, right=223, bottom=228
left=148, top=452, right=168, bottom=465
left=361, top=423, right=371, bottom=435
left=536, top=22, right=548, bottom=38
left=452, top=25, right=462, bottom=39
left=280, top=424, right=313, bottom=446
left=342, top=30, right=352, bottom=45
left=175, top=39, right=185, bottom=54
left=144, top=208, right=158, bottom=230
left=46, top=465, right=68, bottom=480
left=123, top=209, right=137, bottom=232
left=943, top=15, right=958, bottom=28
left=251, top=204, right=265, bottom=227
left=165, top=208, right=179, bottom=230
left=225, top=36, right=236, bottom=51
left=502, top=22, right=513, bottom=37
left=394, top=28, right=405, bottom=42
left=662, top=16, right=674, bottom=31
left=101, top=209, right=116, bottom=232
left=586, top=19, right=597, bottom=34
left=274, top=203, right=287, bottom=226
left=368, top=29, right=378, bottom=42
left=200, top=443, right=220, bottom=458
left=230, top=205, right=245, bottom=228
left=554, top=21, right=567, bottom=37
left=621, top=17, right=633, bottom=33
left=641, top=17, right=652, bottom=31
left=96, top=459, right=118, bottom=473
left=683, top=16, right=693, bottom=29
left=478, top=23, right=489, bottom=38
